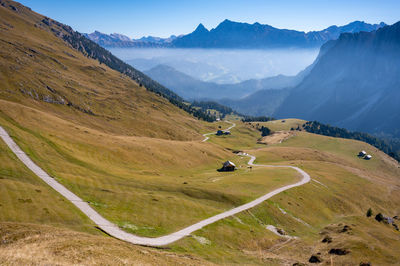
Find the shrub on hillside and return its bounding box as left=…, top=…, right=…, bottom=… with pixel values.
left=366, top=208, right=373, bottom=217
left=260, top=126, right=271, bottom=137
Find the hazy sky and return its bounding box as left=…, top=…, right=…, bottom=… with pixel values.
left=19, top=0, right=400, bottom=38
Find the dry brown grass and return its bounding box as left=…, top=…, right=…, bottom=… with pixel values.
left=1, top=1, right=400, bottom=265
left=0, top=222, right=212, bottom=265
left=0, top=0, right=212, bottom=141
left=257, top=131, right=295, bottom=145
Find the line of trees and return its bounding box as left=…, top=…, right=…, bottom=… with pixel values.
left=191, top=101, right=239, bottom=119
left=302, top=121, right=400, bottom=162
left=242, top=116, right=275, bottom=122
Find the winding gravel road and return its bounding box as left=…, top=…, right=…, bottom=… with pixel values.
left=0, top=124, right=310, bottom=246
left=202, top=121, right=236, bottom=142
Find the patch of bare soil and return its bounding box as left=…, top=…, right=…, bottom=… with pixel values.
left=258, top=131, right=295, bottom=145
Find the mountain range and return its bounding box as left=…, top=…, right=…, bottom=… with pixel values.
left=83, top=31, right=178, bottom=48
left=274, top=21, right=400, bottom=138
left=85, top=20, right=386, bottom=49
left=143, top=21, right=400, bottom=139
left=144, top=64, right=302, bottom=100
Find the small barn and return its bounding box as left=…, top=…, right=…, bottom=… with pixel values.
left=219, top=161, right=236, bottom=172
left=216, top=130, right=231, bottom=136
left=365, top=154, right=372, bottom=160
left=358, top=150, right=367, bottom=157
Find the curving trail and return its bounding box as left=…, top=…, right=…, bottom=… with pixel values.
left=0, top=124, right=310, bottom=247
left=202, top=120, right=236, bottom=142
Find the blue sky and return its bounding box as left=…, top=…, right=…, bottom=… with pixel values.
left=19, top=0, right=400, bottom=38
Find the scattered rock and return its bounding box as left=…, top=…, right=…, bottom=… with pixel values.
left=46, top=85, right=56, bottom=93
left=359, top=263, right=371, bottom=266
left=376, top=213, right=397, bottom=229
left=309, top=254, right=322, bottom=263
left=121, top=222, right=138, bottom=231
left=277, top=228, right=287, bottom=235
left=183, top=182, right=188, bottom=184
left=393, top=223, right=399, bottom=231
left=329, top=248, right=350, bottom=255
left=9, top=5, right=18, bottom=12
left=340, top=225, right=352, bottom=233
left=41, top=17, right=52, bottom=26
left=322, top=235, right=332, bottom=243
left=192, top=235, right=211, bottom=245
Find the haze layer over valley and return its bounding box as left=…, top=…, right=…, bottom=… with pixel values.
left=109, top=47, right=319, bottom=84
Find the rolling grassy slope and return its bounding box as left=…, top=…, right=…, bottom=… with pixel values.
left=0, top=104, right=298, bottom=237
left=0, top=223, right=212, bottom=265
left=247, top=118, right=306, bottom=132
left=0, top=1, right=304, bottom=261
left=0, top=0, right=212, bottom=141
left=1, top=1, right=400, bottom=265
left=168, top=125, right=400, bottom=265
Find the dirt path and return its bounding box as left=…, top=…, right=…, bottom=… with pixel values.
left=0, top=125, right=310, bottom=247
left=202, top=120, right=236, bottom=142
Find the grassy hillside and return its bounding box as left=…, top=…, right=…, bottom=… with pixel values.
left=0, top=223, right=212, bottom=265
left=0, top=1, right=304, bottom=262
left=248, top=118, right=306, bottom=132
left=169, top=125, right=400, bottom=265
left=1, top=1, right=400, bottom=265
left=0, top=103, right=298, bottom=237
left=0, top=0, right=213, bottom=140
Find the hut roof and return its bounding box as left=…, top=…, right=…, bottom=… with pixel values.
left=223, top=161, right=236, bottom=167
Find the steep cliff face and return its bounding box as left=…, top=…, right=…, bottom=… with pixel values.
left=275, top=22, right=400, bottom=137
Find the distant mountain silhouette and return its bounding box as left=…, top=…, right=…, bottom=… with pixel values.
left=83, top=31, right=177, bottom=48
left=275, top=22, right=400, bottom=137
left=217, top=64, right=315, bottom=115
left=219, top=88, right=292, bottom=117
left=173, top=20, right=384, bottom=48
left=85, top=20, right=385, bottom=48
left=144, top=64, right=301, bottom=100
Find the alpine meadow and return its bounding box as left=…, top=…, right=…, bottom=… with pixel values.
left=0, top=0, right=399, bottom=265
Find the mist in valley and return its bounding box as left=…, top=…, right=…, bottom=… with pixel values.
left=109, top=48, right=319, bottom=84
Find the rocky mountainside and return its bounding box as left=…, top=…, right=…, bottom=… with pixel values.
left=274, top=22, right=400, bottom=138
left=173, top=20, right=386, bottom=48
left=86, top=20, right=385, bottom=49
left=83, top=31, right=177, bottom=48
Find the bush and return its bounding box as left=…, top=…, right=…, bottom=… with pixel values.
left=260, top=126, right=271, bottom=137
left=375, top=213, right=384, bottom=222
left=366, top=208, right=373, bottom=217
